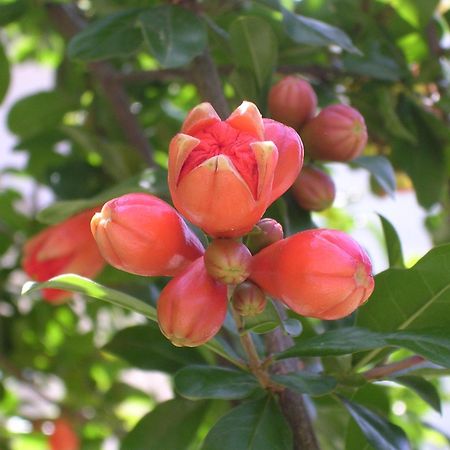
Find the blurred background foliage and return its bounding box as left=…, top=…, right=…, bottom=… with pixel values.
left=0, top=0, right=450, bottom=449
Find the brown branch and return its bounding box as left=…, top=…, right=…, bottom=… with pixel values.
left=363, top=355, right=425, bottom=380
left=115, top=68, right=190, bottom=83
left=45, top=3, right=155, bottom=167
left=189, top=49, right=230, bottom=119
left=265, top=304, right=321, bottom=450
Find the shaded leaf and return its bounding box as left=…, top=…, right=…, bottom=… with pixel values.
left=392, top=375, right=441, bottom=413
left=121, top=398, right=209, bottom=450
left=0, top=0, right=27, bottom=26
left=175, top=365, right=259, bottom=400
left=353, top=156, right=396, bottom=197
left=139, top=6, right=207, bottom=68
left=68, top=9, right=143, bottom=61
left=202, top=396, right=292, bottom=450
left=341, top=398, right=410, bottom=450
left=104, top=325, right=204, bottom=373
left=273, top=373, right=337, bottom=396
left=378, top=214, right=404, bottom=268
left=0, top=41, right=9, bottom=104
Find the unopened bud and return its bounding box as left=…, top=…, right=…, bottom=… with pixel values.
left=246, top=218, right=284, bottom=253
left=232, top=281, right=267, bottom=316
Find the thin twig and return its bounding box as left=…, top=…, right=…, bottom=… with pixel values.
left=363, top=355, right=425, bottom=380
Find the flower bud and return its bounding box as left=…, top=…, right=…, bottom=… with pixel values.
left=22, top=208, right=105, bottom=303
left=204, top=239, right=252, bottom=285
left=301, top=104, right=368, bottom=161
left=246, top=218, right=284, bottom=254
left=268, top=76, right=317, bottom=130
left=250, top=229, right=374, bottom=320
left=91, top=193, right=204, bottom=277
left=232, top=281, right=267, bottom=316
left=49, top=419, right=79, bottom=450
left=157, top=257, right=228, bottom=347
left=291, top=165, right=336, bottom=211
left=168, top=101, right=279, bottom=237
left=263, top=118, right=304, bottom=202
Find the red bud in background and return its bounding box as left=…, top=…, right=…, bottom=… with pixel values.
left=168, top=102, right=278, bottom=237
left=91, top=193, right=204, bottom=277
left=268, top=76, right=317, bottom=130
left=232, top=281, right=267, bottom=317
left=250, top=229, right=374, bottom=320
left=291, top=165, right=336, bottom=211
left=263, top=118, right=304, bottom=202
left=301, top=104, right=368, bottom=161
left=157, top=257, right=228, bottom=347
left=204, top=239, right=252, bottom=285
left=49, top=419, right=79, bottom=450
left=22, top=209, right=105, bottom=303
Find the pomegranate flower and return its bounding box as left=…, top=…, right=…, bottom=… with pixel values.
left=23, top=208, right=105, bottom=302
left=168, top=101, right=280, bottom=237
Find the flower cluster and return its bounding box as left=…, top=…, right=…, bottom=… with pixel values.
left=90, top=101, right=374, bottom=346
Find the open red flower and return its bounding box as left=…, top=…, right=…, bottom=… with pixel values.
left=168, top=102, right=279, bottom=237
left=23, top=208, right=105, bottom=302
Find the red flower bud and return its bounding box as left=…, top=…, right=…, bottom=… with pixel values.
left=22, top=209, right=105, bottom=303
left=49, top=419, right=79, bottom=450
left=268, top=76, right=317, bottom=130
left=157, top=257, right=228, bottom=347
left=291, top=165, right=336, bottom=211
left=250, top=229, right=374, bottom=320
left=232, top=281, right=267, bottom=316
left=204, top=239, right=252, bottom=285
left=301, top=104, right=368, bottom=161
left=263, top=118, right=304, bottom=202
left=91, top=193, right=204, bottom=277
left=246, top=218, right=284, bottom=254
left=168, top=102, right=279, bottom=238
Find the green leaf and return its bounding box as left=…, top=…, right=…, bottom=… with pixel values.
left=392, top=375, right=441, bottom=413
left=68, top=9, right=143, bottom=61
left=0, top=0, right=27, bottom=26
left=22, top=274, right=157, bottom=321
left=139, top=6, right=207, bottom=68
left=357, top=244, right=450, bottom=332
left=202, top=396, right=292, bottom=450
left=175, top=365, right=259, bottom=400
left=273, top=373, right=337, bottom=396
left=121, top=398, right=209, bottom=450
left=352, top=156, right=396, bottom=197
left=36, top=168, right=168, bottom=225
left=104, top=325, right=204, bottom=373
left=378, top=214, right=404, bottom=268
left=7, top=91, right=73, bottom=139
left=282, top=9, right=360, bottom=55
left=0, top=41, right=9, bottom=104
left=340, top=398, right=410, bottom=450
left=229, top=16, right=277, bottom=89
left=243, top=300, right=280, bottom=334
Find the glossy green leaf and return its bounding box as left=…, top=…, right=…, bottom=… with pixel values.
left=7, top=91, right=73, bottom=139
left=357, top=244, right=450, bottom=332
left=273, top=373, right=337, bottom=396
left=121, top=398, right=209, bottom=450
left=202, top=396, right=292, bottom=450
left=175, top=365, right=259, bottom=400
left=353, top=156, right=396, bottom=197
left=0, top=41, right=9, bottom=104
left=104, top=325, right=204, bottom=373
left=378, top=214, right=404, bottom=268
left=243, top=300, right=280, bottom=334
left=36, top=168, right=168, bottom=224
left=392, top=375, right=441, bottom=413
left=341, top=398, right=410, bottom=450
left=229, top=16, right=277, bottom=89
left=282, top=9, right=360, bottom=54
left=68, top=9, right=143, bottom=61
left=139, top=5, right=207, bottom=68
left=22, top=274, right=157, bottom=321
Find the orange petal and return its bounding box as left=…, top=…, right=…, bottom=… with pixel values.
left=226, top=101, right=264, bottom=140
left=168, top=133, right=200, bottom=188
left=181, top=102, right=221, bottom=135
left=251, top=141, right=278, bottom=200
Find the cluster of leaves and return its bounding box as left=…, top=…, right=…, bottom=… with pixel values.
left=1, top=0, right=450, bottom=449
